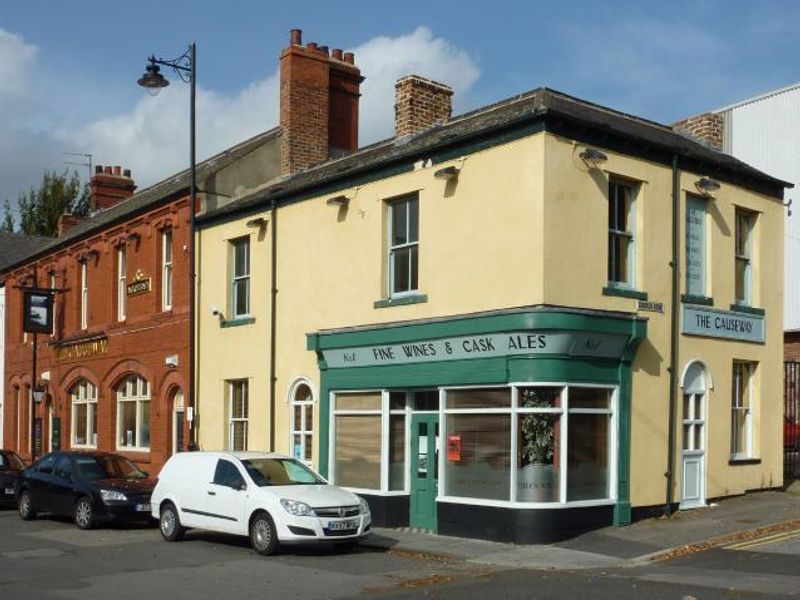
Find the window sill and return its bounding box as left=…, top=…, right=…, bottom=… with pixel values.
left=374, top=294, right=428, bottom=309
left=602, top=286, right=648, bottom=301
left=730, top=304, right=765, bottom=316
left=682, top=294, right=713, bottom=306
left=221, top=316, right=256, bottom=328
left=729, top=457, right=761, bottom=466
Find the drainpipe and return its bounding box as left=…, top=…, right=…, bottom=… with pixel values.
left=269, top=198, right=278, bottom=452
left=665, top=154, right=681, bottom=515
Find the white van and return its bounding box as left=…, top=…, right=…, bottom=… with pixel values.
left=151, top=451, right=371, bottom=555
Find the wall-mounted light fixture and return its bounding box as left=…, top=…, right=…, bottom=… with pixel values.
left=785, top=198, right=793, bottom=217
left=695, top=176, right=721, bottom=194
left=326, top=195, right=350, bottom=208
left=434, top=165, right=460, bottom=180
left=32, top=385, right=46, bottom=404
left=246, top=217, right=267, bottom=228
left=579, top=148, right=608, bottom=168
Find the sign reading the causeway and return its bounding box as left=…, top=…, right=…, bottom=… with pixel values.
left=682, top=306, right=764, bottom=343
left=322, top=331, right=628, bottom=369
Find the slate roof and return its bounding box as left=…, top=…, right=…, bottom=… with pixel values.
left=199, top=87, right=792, bottom=225
left=0, top=127, right=279, bottom=273
left=0, top=231, right=50, bottom=274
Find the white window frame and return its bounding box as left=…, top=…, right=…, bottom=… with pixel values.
left=387, top=194, right=419, bottom=298
left=80, top=261, right=88, bottom=329
left=607, top=179, right=637, bottom=289
left=162, top=229, right=173, bottom=311
left=228, top=380, right=249, bottom=451
left=734, top=208, right=755, bottom=306
left=230, top=237, right=250, bottom=318
left=116, top=376, right=151, bottom=451
left=117, top=247, right=126, bottom=322
left=731, top=361, right=755, bottom=459
left=70, top=380, right=97, bottom=449
left=289, top=379, right=314, bottom=464
left=49, top=271, right=57, bottom=338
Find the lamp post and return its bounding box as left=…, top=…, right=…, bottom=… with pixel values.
left=138, top=44, right=197, bottom=451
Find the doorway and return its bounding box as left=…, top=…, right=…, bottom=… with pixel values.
left=680, top=362, right=708, bottom=509
left=172, top=390, right=185, bottom=455
left=409, top=413, right=439, bottom=530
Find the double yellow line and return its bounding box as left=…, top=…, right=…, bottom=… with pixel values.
left=726, top=528, right=800, bottom=551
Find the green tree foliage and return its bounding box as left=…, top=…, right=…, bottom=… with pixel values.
left=1, top=199, right=14, bottom=232
left=12, top=169, right=89, bottom=237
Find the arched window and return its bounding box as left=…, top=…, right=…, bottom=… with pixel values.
left=116, top=375, right=150, bottom=451
left=290, top=381, right=314, bottom=463
left=71, top=380, right=97, bottom=448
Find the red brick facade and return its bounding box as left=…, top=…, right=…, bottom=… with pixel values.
left=3, top=189, right=190, bottom=474
left=672, top=112, right=724, bottom=151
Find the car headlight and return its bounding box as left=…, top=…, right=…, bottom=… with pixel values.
left=280, top=498, right=315, bottom=516
left=358, top=496, right=371, bottom=516
left=100, top=489, right=128, bottom=503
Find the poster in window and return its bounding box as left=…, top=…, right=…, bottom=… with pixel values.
left=447, top=434, right=462, bottom=462
left=23, top=290, right=54, bottom=334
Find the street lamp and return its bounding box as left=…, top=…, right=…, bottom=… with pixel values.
left=138, top=44, right=197, bottom=451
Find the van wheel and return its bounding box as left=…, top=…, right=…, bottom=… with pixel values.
left=159, top=502, right=185, bottom=542
left=74, top=497, right=96, bottom=530
left=250, top=511, right=279, bottom=556
left=18, top=490, right=37, bottom=521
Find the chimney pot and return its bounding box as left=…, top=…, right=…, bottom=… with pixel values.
left=319, top=45, right=329, bottom=56
left=94, top=165, right=103, bottom=174
left=290, top=29, right=302, bottom=45
left=104, top=166, right=112, bottom=174
left=332, top=48, right=343, bottom=60
left=113, top=165, right=121, bottom=176
left=343, top=52, right=354, bottom=64
left=307, top=42, right=318, bottom=51
left=123, top=169, right=131, bottom=178
left=90, top=165, right=137, bottom=211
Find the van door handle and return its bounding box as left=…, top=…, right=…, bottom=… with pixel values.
left=207, top=491, right=216, bottom=496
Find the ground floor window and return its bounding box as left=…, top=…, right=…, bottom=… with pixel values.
left=228, top=380, right=249, bottom=451
left=70, top=380, right=97, bottom=448
left=731, top=361, right=756, bottom=459
left=330, top=384, right=615, bottom=505
left=116, top=375, right=150, bottom=451
left=290, top=381, right=314, bottom=463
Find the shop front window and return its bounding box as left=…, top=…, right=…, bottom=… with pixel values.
left=566, top=388, right=612, bottom=501
left=445, top=412, right=511, bottom=501
left=516, top=387, right=561, bottom=502
left=71, top=380, right=97, bottom=448
left=116, top=376, right=150, bottom=451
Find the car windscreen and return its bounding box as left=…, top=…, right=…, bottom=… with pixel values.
left=0, top=452, right=23, bottom=470
left=241, top=458, right=324, bottom=486
left=75, top=455, right=147, bottom=480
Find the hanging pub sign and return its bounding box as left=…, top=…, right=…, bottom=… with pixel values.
left=23, top=289, right=54, bottom=334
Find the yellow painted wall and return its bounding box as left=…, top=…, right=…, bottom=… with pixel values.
left=197, top=129, right=783, bottom=509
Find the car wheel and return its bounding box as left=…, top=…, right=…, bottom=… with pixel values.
left=249, top=511, right=279, bottom=556
left=73, top=497, right=96, bottom=530
left=18, top=490, right=37, bottom=521
left=159, top=502, right=185, bottom=542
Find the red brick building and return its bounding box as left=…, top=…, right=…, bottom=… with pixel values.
left=1, top=128, right=279, bottom=471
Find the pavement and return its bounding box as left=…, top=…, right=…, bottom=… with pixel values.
left=361, top=483, right=800, bottom=571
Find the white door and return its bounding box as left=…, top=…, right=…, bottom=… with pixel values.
left=681, top=391, right=706, bottom=508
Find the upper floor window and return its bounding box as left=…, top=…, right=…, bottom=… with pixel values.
left=80, top=261, right=89, bottom=329
left=117, top=375, right=150, bottom=451
left=162, top=230, right=173, bottom=311
left=71, top=380, right=97, bottom=448
left=685, top=196, right=707, bottom=297
left=388, top=193, right=419, bottom=296
left=230, top=237, right=250, bottom=318
left=49, top=271, right=57, bottom=338
left=117, top=248, right=126, bottom=321
left=731, top=361, right=756, bottom=459
left=607, top=179, right=637, bottom=288
left=735, top=208, right=755, bottom=306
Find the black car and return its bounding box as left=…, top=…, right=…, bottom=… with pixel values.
left=0, top=450, right=25, bottom=507
left=17, top=451, right=155, bottom=529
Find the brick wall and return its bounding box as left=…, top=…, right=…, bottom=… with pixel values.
left=785, top=331, right=800, bottom=362
left=3, top=196, right=191, bottom=473
left=395, top=75, right=453, bottom=138
left=672, top=112, right=724, bottom=150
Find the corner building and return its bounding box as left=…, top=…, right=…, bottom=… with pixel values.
left=195, top=32, right=789, bottom=542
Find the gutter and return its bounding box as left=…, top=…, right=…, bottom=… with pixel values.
left=665, top=154, right=681, bottom=514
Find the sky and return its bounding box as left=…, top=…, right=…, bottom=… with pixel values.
left=2, top=0, right=799, bottom=222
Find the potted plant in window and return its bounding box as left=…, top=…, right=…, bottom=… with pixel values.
left=518, top=388, right=557, bottom=502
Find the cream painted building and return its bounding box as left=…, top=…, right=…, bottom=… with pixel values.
left=193, top=33, right=789, bottom=543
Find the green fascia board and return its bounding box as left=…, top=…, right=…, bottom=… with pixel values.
left=308, top=306, right=645, bottom=352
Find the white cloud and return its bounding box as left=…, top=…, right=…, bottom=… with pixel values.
left=53, top=27, right=480, bottom=191
left=0, top=28, right=37, bottom=103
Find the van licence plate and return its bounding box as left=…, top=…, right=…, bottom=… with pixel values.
left=328, top=519, right=358, bottom=531
left=136, top=503, right=151, bottom=512
left=4, top=487, right=13, bottom=495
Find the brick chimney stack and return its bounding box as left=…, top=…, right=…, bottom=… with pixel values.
left=672, top=112, right=724, bottom=151
left=394, top=75, right=453, bottom=138
left=279, top=29, right=364, bottom=175
left=57, top=212, right=83, bottom=237
left=89, top=165, right=137, bottom=212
